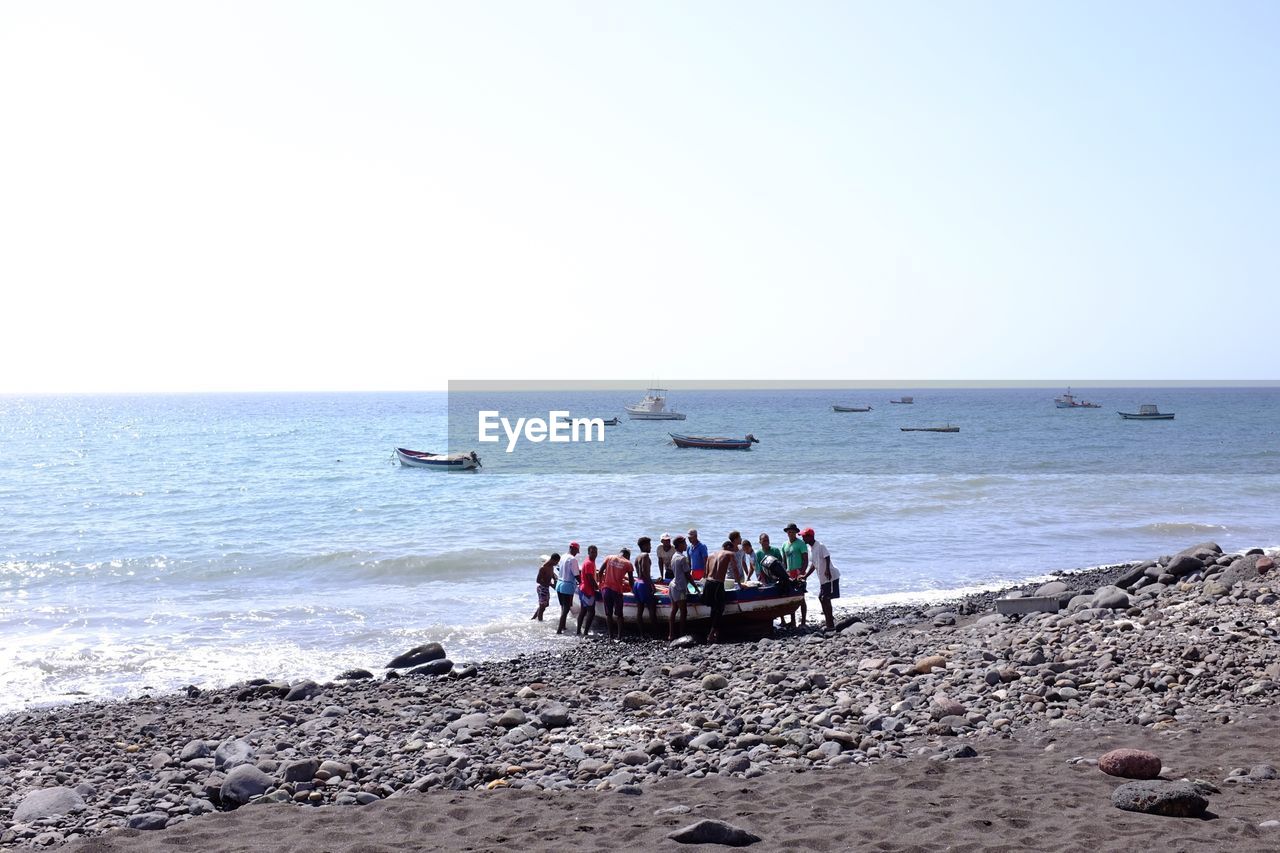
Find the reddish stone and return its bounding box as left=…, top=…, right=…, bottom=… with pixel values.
left=1099, top=748, right=1162, bottom=780
left=1257, top=556, right=1274, bottom=575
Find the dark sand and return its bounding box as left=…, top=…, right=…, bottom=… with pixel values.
left=68, top=710, right=1280, bottom=852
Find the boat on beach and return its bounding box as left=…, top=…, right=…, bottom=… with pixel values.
left=625, top=388, right=687, bottom=420
left=1055, top=387, right=1101, bottom=409
left=833, top=405, right=873, bottom=412
left=670, top=433, right=759, bottom=450
left=394, top=447, right=482, bottom=469
left=900, top=425, right=959, bottom=433
left=1119, top=404, right=1174, bottom=420
left=890, top=396, right=914, bottom=404
left=573, top=581, right=803, bottom=632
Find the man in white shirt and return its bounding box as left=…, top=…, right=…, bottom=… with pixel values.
left=556, top=542, right=581, bottom=634
left=801, top=528, right=839, bottom=630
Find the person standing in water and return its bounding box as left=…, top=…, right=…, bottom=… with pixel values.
left=633, top=537, right=659, bottom=637
left=667, top=535, right=691, bottom=641
left=555, top=542, right=581, bottom=634
left=531, top=553, right=560, bottom=622
left=576, top=545, right=599, bottom=636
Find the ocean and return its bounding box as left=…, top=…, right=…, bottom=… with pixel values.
left=2, top=387, right=1277, bottom=712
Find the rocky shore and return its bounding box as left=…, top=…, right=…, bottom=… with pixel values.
left=3, top=542, right=1279, bottom=850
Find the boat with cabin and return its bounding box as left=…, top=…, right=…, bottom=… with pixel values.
left=1118, top=404, right=1174, bottom=420
left=625, top=388, right=687, bottom=420
left=890, top=396, right=914, bottom=404
left=833, top=405, right=873, bottom=412
left=670, top=433, right=759, bottom=450
left=1055, top=387, right=1102, bottom=409
left=900, top=425, right=959, bottom=433
left=394, top=448, right=482, bottom=470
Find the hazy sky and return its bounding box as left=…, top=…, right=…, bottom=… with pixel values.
left=2, top=2, right=1277, bottom=392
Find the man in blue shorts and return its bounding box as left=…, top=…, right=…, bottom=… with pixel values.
left=633, top=537, right=658, bottom=638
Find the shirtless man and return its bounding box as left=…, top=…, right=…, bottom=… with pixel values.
left=703, top=542, right=736, bottom=644
left=633, top=537, right=659, bottom=638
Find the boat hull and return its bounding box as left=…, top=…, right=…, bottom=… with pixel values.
left=1118, top=413, right=1175, bottom=420
left=901, top=427, right=959, bottom=433
left=626, top=409, right=687, bottom=420
left=572, top=583, right=803, bottom=630
left=833, top=406, right=872, bottom=412
left=670, top=433, right=757, bottom=449
left=395, top=448, right=481, bottom=469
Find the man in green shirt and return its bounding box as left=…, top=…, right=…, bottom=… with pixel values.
left=782, top=522, right=809, bottom=627
left=754, top=533, right=783, bottom=582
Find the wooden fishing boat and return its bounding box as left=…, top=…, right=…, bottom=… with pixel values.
left=572, top=581, right=804, bottom=632
left=394, top=447, right=482, bottom=469
left=900, top=425, right=959, bottom=433
left=670, top=433, right=759, bottom=450
left=890, top=396, right=914, bottom=404
left=833, top=405, right=873, bottom=412
left=1118, top=404, right=1174, bottom=420
left=601, top=417, right=621, bottom=426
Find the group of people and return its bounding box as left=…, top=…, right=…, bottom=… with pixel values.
left=531, top=523, right=841, bottom=642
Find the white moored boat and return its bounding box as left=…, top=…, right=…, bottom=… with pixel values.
left=394, top=447, right=482, bottom=470
left=625, top=388, right=687, bottom=420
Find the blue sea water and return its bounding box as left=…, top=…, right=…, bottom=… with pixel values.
left=1, top=387, right=1277, bottom=711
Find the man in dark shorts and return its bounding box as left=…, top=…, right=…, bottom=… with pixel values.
left=633, top=537, right=659, bottom=637
left=576, top=545, right=599, bottom=636
left=531, top=553, right=560, bottom=622
left=667, top=535, right=692, bottom=641
left=782, top=522, right=809, bottom=627
left=802, top=528, right=840, bottom=631
left=703, top=542, right=735, bottom=644
left=599, top=547, right=634, bottom=641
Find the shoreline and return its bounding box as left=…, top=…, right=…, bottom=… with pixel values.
left=3, top=541, right=1278, bottom=849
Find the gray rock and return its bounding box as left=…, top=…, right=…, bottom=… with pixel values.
left=282, top=758, right=320, bottom=783
left=668, top=819, right=762, bottom=846
left=702, top=674, right=728, bottom=691
left=13, top=788, right=86, bottom=823
left=1091, top=586, right=1131, bottom=609
left=125, top=812, right=169, bottom=831
left=1165, top=554, right=1204, bottom=578
left=285, top=679, right=321, bottom=701
left=1035, top=581, right=1069, bottom=597
left=1111, top=781, right=1208, bottom=817
left=689, top=732, right=724, bottom=750
left=387, top=642, right=446, bottom=669
left=496, top=708, right=527, bottom=728
left=623, top=691, right=657, bottom=710
left=214, top=738, right=254, bottom=771
left=219, top=764, right=274, bottom=807
left=180, top=739, right=210, bottom=762
left=670, top=635, right=697, bottom=649
left=337, top=668, right=374, bottom=681
left=538, top=703, right=572, bottom=729
left=409, top=659, right=454, bottom=677
left=670, top=664, right=697, bottom=679
left=1250, top=764, right=1279, bottom=780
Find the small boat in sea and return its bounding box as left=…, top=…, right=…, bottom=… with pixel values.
left=625, top=388, right=687, bottom=420
left=1055, top=387, right=1102, bottom=409
left=1118, top=404, right=1174, bottom=421
left=573, top=581, right=803, bottom=633
left=394, top=447, right=482, bottom=469
left=833, top=405, right=873, bottom=412
left=670, top=433, right=759, bottom=450
left=900, top=425, right=959, bottom=433
left=601, top=417, right=621, bottom=426
left=890, top=396, right=914, bottom=404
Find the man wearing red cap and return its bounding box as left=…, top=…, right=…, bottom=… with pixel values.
left=801, top=528, right=839, bottom=630
left=556, top=542, right=581, bottom=634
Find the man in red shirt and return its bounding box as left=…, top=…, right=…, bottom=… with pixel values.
left=576, top=545, right=599, bottom=636
left=599, top=547, right=635, bottom=641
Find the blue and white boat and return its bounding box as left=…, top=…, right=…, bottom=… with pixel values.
left=395, top=447, right=482, bottom=470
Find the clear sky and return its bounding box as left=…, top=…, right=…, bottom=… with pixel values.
left=1, top=1, right=1277, bottom=392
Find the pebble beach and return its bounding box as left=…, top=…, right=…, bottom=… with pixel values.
left=4, top=541, right=1280, bottom=851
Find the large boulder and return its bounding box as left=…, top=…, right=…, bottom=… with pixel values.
left=538, top=703, right=572, bottom=729
left=1164, top=554, right=1204, bottom=578
left=1175, top=541, right=1222, bottom=561
left=219, top=764, right=274, bottom=807
left=409, top=659, right=453, bottom=677
left=1092, top=586, right=1131, bottom=610
left=284, top=679, right=321, bottom=701
left=386, top=642, right=446, bottom=669
left=1219, top=554, right=1265, bottom=587
left=1111, top=781, right=1207, bottom=817
left=1099, top=748, right=1162, bottom=780
left=622, top=691, right=657, bottom=710
left=13, top=787, right=86, bottom=823
left=214, top=738, right=254, bottom=771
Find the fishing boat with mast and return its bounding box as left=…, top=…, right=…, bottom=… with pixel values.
left=625, top=388, right=686, bottom=420
left=1055, top=387, right=1101, bottom=408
